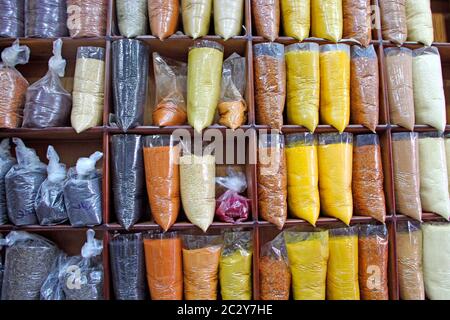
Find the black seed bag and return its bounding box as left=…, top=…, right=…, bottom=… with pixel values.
left=0, top=0, right=25, bottom=37
left=25, top=0, right=68, bottom=38
left=0, top=139, right=15, bottom=225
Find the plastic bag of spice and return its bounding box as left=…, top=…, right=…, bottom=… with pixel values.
left=252, top=0, right=280, bottom=41
left=280, top=0, right=310, bottom=41
left=358, top=224, right=389, bottom=300
left=215, top=172, right=250, bottom=224
left=143, top=231, right=183, bottom=300
left=0, top=0, right=25, bottom=37
left=254, top=43, right=286, bottom=130
left=259, top=233, right=290, bottom=300
left=413, top=47, right=446, bottom=132
left=153, top=53, right=187, bottom=127
left=22, top=39, right=72, bottom=128
left=319, top=44, right=350, bottom=133
left=5, top=138, right=46, bottom=226
left=284, top=228, right=329, bottom=300
left=406, top=0, right=433, bottom=46
left=258, top=133, right=287, bottom=229
left=343, top=0, right=371, bottom=46
left=1, top=231, right=58, bottom=300
left=35, top=146, right=68, bottom=226
left=379, top=0, right=407, bottom=45
left=384, top=47, right=415, bottom=130
left=352, top=134, right=386, bottom=223
left=149, top=0, right=179, bottom=40
left=25, top=0, right=68, bottom=38
left=0, top=40, right=30, bottom=129
left=350, top=45, right=379, bottom=132
left=391, top=133, right=422, bottom=220
left=418, top=133, right=450, bottom=220
left=318, top=133, right=353, bottom=225
left=285, top=133, right=320, bottom=226
left=111, top=135, right=145, bottom=230
left=0, top=139, right=15, bottom=225
left=66, top=0, right=107, bottom=38
left=311, top=0, right=343, bottom=42
left=218, top=53, right=247, bottom=130
left=219, top=231, right=253, bottom=300
left=40, top=253, right=68, bottom=300
left=112, top=39, right=149, bottom=131
left=446, top=134, right=450, bottom=191
left=116, top=0, right=148, bottom=38
left=63, top=151, right=103, bottom=227
left=285, top=43, right=320, bottom=132
left=60, top=230, right=104, bottom=300
left=110, top=233, right=146, bottom=300
left=187, top=41, right=224, bottom=132
left=396, top=220, right=425, bottom=300
left=71, top=47, right=105, bottom=133
left=182, top=234, right=223, bottom=300
left=182, top=0, right=212, bottom=39
left=214, top=0, right=243, bottom=40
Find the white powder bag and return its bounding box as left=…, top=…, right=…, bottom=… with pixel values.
left=446, top=134, right=450, bottom=192
left=406, top=0, right=434, bottom=45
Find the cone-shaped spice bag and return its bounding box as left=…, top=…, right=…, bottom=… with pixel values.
left=0, top=0, right=25, bottom=37
left=66, top=0, right=108, bottom=38
left=0, top=139, right=15, bottom=225
left=149, top=0, right=179, bottom=40
left=182, top=0, right=212, bottom=39
left=343, top=0, right=371, bottom=46
left=252, top=0, right=280, bottom=41
left=116, top=0, right=148, bottom=38
left=406, top=0, right=433, bottom=46
left=379, top=0, right=407, bottom=45
left=26, top=0, right=68, bottom=38
left=311, top=0, right=343, bottom=42
left=281, top=0, right=310, bottom=41
left=214, top=0, right=243, bottom=40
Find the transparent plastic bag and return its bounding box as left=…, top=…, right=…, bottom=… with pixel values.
left=219, top=231, right=253, bottom=300
left=35, top=146, right=68, bottom=226
left=358, top=224, right=389, bottom=300
left=0, top=40, right=30, bottom=128
left=218, top=53, right=247, bottom=130
left=0, top=0, right=25, bottom=37
left=5, top=138, right=46, bottom=226
left=285, top=133, right=320, bottom=226
left=25, top=0, right=68, bottom=38
left=214, top=0, right=243, bottom=40
left=350, top=45, right=379, bottom=132
left=67, top=0, right=107, bottom=38
left=153, top=53, right=187, bottom=127
left=352, top=134, right=386, bottom=223
left=418, top=133, right=450, bottom=220
left=327, top=227, right=360, bottom=300
left=0, top=139, right=15, bottom=225
left=252, top=0, right=280, bottom=41
left=423, top=223, right=450, bottom=300
left=187, top=40, right=224, bottom=132
left=40, top=253, right=68, bottom=300
left=343, top=0, right=371, bottom=46
left=285, top=43, right=320, bottom=132
left=319, top=44, right=350, bottom=132
left=284, top=227, right=329, bottom=300
left=392, top=132, right=422, bottom=220
left=396, top=220, right=425, bottom=300
left=0, top=234, right=3, bottom=296
left=317, top=133, right=353, bottom=225
left=379, top=0, right=407, bottom=45
left=254, top=43, right=286, bottom=130
left=60, top=230, right=104, bottom=300
left=112, top=39, right=149, bottom=131
left=281, top=0, right=310, bottom=41
left=311, top=0, right=343, bottom=42
left=258, top=133, right=287, bottom=229
left=149, top=0, right=179, bottom=40
left=413, top=47, right=446, bottom=131
left=22, top=39, right=72, bottom=128
left=406, top=0, right=433, bottom=46
left=182, top=234, right=223, bottom=300
left=182, top=0, right=212, bottom=39
left=1, top=231, right=58, bottom=300
left=143, top=231, right=183, bottom=300
left=71, top=47, right=105, bottom=133
left=63, top=151, right=103, bottom=227
left=111, top=135, right=145, bottom=230
left=110, top=233, right=146, bottom=300
left=446, top=134, right=450, bottom=192
left=384, top=47, right=415, bottom=130
left=116, top=0, right=148, bottom=38
left=259, top=233, right=290, bottom=300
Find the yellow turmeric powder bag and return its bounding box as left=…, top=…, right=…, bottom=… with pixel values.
left=311, top=0, right=343, bottom=42
left=285, top=43, right=320, bottom=132
left=327, top=227, right=360, bottom=300
left=318, top=133, right=353, bottom=225
left=285, top=228, right=329, bottom=300
left=319, top=44, right=350, bottom=133
left=281, top=0, right=310, bottom=40
left=285, top=133, right=320, bottom=226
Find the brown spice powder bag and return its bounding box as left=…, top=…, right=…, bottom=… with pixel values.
left=343, top=0, right=372, bottom=46
left=379, top=0, right=407, bottom=44
left=252, top=0, right=280, bottom=41
left=67, top=0, right=108, bottom=38
left=148, top=0, right=179, bottom=40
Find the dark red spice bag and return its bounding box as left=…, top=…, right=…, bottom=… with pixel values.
left=67, top=0, right=108, bottom=38
left=252, top=0, right=280, bottom=41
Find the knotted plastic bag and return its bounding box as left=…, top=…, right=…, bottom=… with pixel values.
left=40, top=253, right=68, bottom=300
left=406, top=0, right=433, bottom=46
left=0, top=40, right=30, bottom=128
left=281, top=0, right=310, bottom=41
left=0, top=139, right=15, bottom=225
left=214, top=0, right=243, bottom=40
left=182, top=0, right=212, bottom=39
left=149, top=0, right=180, bottom=40
left=5, top=138, right=46, bottom=226
left=116, top=0, right=148, bottom=38
left=22, top=39, right=72, bottom=128
left=0, top=0, right=25, bottom=37
left=35, top=146, right=68, bottom=226
left=379, top=0, right=407, bottom=45
left=67, top=0, right=108, bottom=38
left=26, top=0, right=68, bottom=38
left=63, top=151, right=103, bottom=227
left=252, top=0, right=280, bottom=41
left=311, top=0, right=343, bottom=42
